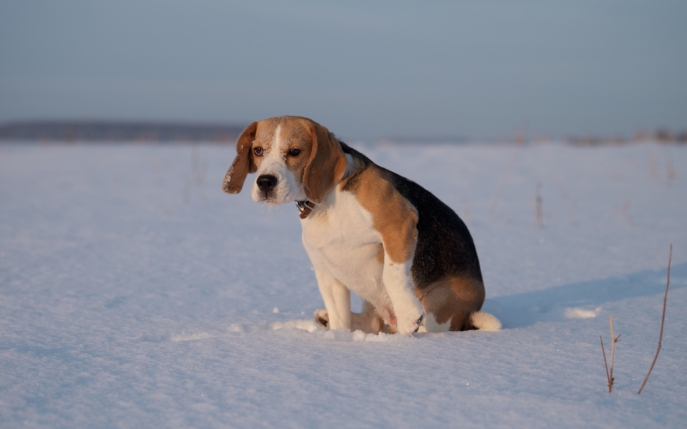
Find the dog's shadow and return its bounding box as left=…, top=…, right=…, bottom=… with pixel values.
left=482, top=262, right=687, bottom=328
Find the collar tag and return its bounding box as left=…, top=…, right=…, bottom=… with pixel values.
left=295, top=200, right=315, bottom=219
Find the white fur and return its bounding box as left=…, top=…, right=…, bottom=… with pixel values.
left=470, top=311, right=502, bottom=331
left=424, top=313, right=452, bottom=333
left=251, top=124, right=306, bottom=204
left=381, top=258, right=424, bottom=334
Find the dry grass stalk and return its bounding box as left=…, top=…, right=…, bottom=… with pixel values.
left=609, top=314, right=620, bottom=392
left=535, top=182, right=543, bottom=228
left=187, top=144, right=209, bottom=203
left=666, top=153, right=676, bottom=185
left=489, top=122, right=527, bottom=216
left=649, top=152, right=659, bottom=180
left=638, top=244, right=672, bottom=394
left=191, top=144, right=208, bottom=187
left=600, top=335, right=611, bottom=391
left=600, top=314, right=620, bottom=392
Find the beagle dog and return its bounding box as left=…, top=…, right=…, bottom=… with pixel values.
left=223, top=116, right=500, bottom=335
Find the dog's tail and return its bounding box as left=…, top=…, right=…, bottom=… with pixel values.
left=469, top=311, right=502, bottom=331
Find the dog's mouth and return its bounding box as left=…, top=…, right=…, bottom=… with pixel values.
left=257, top=189, right=286, bottom=204
left=260, top=191, right=279, bottom=204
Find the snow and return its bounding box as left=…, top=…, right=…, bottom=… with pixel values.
left=0, top=140, right=686, bottom=428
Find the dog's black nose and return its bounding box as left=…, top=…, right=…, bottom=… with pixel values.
left=256, top=174, right=278, bottom=191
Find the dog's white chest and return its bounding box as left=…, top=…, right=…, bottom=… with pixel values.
left=302, top=190, right=376, bottom=247
left=301, top=190, right=387, bottom=301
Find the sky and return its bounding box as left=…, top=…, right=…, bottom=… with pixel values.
left=1, top=1, right=686, bottom=141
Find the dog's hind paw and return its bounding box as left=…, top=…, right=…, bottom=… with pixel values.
left=314, top=309, right=329, bottom=328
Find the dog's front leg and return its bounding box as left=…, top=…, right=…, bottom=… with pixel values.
left=314, top=270, right=351, bottom=330
left=382, top=258, right=424, bottom=335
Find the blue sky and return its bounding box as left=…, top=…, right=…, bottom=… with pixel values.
left=1, top=1, right=685, bottom=141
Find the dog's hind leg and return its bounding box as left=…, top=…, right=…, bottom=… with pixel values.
left=315, top=300, right=384, bottom=333
left=420, top=276, right=500, bottom=332
left=351, top=300, right=384, bottom=333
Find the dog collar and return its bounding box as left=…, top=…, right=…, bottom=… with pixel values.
left=295, top=200, right=316, bottom=219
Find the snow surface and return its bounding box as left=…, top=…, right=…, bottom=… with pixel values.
left=0, top=141, right=686, bottom=428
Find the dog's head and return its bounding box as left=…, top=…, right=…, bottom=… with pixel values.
left=222, top=116, right=348, bottom=205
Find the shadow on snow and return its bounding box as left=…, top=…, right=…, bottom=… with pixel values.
left=484, top=262, right=687, bottom=329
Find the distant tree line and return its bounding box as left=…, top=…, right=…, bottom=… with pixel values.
left=1, top=120, right=685, bottom=145
left=565, top=128, right=687, bottom=146
left=0, top=120, right=247, bottom=143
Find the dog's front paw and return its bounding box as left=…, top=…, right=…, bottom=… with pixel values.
left=396, top=311, right=425, bottom=335
left=314, top=309, right=329, bottom=328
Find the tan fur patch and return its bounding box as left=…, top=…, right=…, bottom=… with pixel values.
left=302, top=122, right=347, bottom=203
left=419, top=276, right=485, bottom=331
left=350, top=165, right=419, bottom=264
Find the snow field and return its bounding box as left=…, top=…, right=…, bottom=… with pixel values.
left=0, top=141, right=685, bottom=428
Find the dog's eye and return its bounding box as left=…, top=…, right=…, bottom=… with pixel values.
left=288, top=147, right=301, bottom=157
left=253, top=147, right=263, bottom=157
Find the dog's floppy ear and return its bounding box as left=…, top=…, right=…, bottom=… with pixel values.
left=222, top=122, right=258, bottom=194
left=302, top=122, right=348, bottom=204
